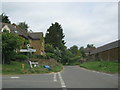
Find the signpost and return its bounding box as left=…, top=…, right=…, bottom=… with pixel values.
left=20, top=44, right=38, bottom=69
left=29, top=61, right=38, bottom=68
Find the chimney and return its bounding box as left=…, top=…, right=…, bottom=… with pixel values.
left=12, top=23, right=17, bottom=28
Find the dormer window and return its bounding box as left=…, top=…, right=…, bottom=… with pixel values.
left=15, top=30, right=18, bottom=33
left=3, top=29, right=9, bottom=33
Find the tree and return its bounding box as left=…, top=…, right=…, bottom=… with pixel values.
left=87, top=44, right=95, bottom=48
left=17, top=22, right=29, bottom=32
left=0, top=13, right=11, bottom=24
left=69, top=45, right=78, bottom=56
left=2, top=31, right=25, bottom=64
left=45, top=44, right=55, bottom=53
left=79, top=47, right=86, bottom=58
left=61, top=48, right=73, bottom=65
left=45, top=22, right=65, bottom=50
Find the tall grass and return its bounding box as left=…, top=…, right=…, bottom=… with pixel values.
left=80, top=61, right=119, bottom=73
left=2, top=59, right=63, bottom=75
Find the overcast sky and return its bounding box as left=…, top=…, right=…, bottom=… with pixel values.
left=2, top=2, right=118, bottom=48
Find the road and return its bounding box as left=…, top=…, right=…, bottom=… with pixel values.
left=2, top=66, right=119, bottom=89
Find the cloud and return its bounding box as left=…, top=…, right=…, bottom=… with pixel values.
left=2, top=2, right=118, bottom=48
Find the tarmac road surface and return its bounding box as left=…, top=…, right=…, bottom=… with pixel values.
left=2, top=66, right=119, bottom=89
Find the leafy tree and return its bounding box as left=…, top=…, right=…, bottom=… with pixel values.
left=61, top=48, right=73, bottom=65
left=2, top=31, right=25, bottom=64
left=69, top=45, right=78, bottom=56
left=45, top=22, right=65, bottom=50
left=0, top=13, right=11, bottom=24
left=54, top=47, right=62, bottom=62
left=45, top=44, right=62, bottom=61
left=45, top=44, right=55, bottom=59
left=87, top=44, right=95, bottom=48
left=45, top=44, right=55, bottom=53
left=17, top=22, right=29, bottom=32
left=79, top=47, right=86, bottom=58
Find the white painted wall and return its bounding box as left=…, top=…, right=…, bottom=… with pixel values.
left=1, top=25, right=11, bottom=33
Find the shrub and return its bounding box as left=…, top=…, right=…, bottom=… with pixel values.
left=29, top=54, right=37, bottom=58
left=69, top=56, right=80, bottom=64
left=14, top=54, right=28, bottom=61
left=35, top=55, right=47, bottom=59
left=46, top=53, right=55, bottom=59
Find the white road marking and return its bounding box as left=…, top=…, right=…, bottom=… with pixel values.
left=96, top=72, right=100, bottom=73
left=81, top=67, right=113, bottom=76
left=10, top=77, right=20, bottom=79
left=58, top=72, right=66, bottom=88
left=53, top=73, right=57, bottom=82
left=92, top=71, right=96, bottom=72
left=102, top=73, right=113, bottom=76
left=92, top=71, right=113, bottom=76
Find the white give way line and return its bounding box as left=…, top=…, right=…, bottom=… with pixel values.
left=53, top=72, right=66, bottom=88
left=53, top=73, right=57, bottom=82
left=10, top=77, right=20, bottom=79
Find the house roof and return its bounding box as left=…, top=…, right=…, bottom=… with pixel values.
left=0, top=22, right=43, bottom=40
left=90, top=40, right=120, bottom=55
left=84, top=48, right=96, bottom=53
left=28, top=32, right=43, bottom=40
left=0, top=22, right=29, bottom=39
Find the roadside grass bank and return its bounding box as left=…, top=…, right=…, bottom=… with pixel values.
left=2, top=59, right=63, bottom=75
left=0, top=64, right=2, bottom=74
left=80, top=61, right=120, bottom=73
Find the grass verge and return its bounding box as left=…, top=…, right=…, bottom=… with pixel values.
left=2, top=59, right=63, bottom=75
left=80, top=61, right=120, bottom=73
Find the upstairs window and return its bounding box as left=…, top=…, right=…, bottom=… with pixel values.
left=14, top=30, right=18, bottom=33
left=3, top=29, right=9, bottom=33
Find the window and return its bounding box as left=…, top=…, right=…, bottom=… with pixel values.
left=15, top=30, right=18, bottom=33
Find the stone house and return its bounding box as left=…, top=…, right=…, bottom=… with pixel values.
left=0, top=22, right=45, bottom=55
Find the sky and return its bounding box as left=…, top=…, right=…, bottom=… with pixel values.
left=2, top=2, right=118, bottom=48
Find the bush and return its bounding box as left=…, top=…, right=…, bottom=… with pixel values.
left=14, top=54, right=28, bottom=61
left=46, top=53, right=55, bottom=59
left=35, top=55, right=47, bottom=59
left=69, top=56, right=80, bottom=64
left=29, top=54, right=37, bottom=59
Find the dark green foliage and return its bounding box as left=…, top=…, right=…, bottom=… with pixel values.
left=35, top=55, right=47, bottom=59
left=0, top=13, right=11, bottom=24
left=87, top=44, right=95, bottom=48
left=69, top=56, right=81, bottom=64
left=17, top=22, right=29, bottom=32
left=45, top=22, right=65, bottom=49
left=61, top=48, right=73, bottom=65
left=13, top=54, right=28, bottom=61
left=46, top=53, right=55, bottom=59
left=69, top=45, right=79, bottom=56
left=2, top=32, right=25, bottom=64
left=45, top=44, right=61, bottom=61
left=45, top=44, right=54, bottom=53
left=79, top=47, right=86, bottom=58
left=29, top=54, right=37, bottom=59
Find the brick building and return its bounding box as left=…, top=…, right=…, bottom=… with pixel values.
left=90, top=40, right=119, bottom=62
left=0, top=22, right=45, bottom=55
